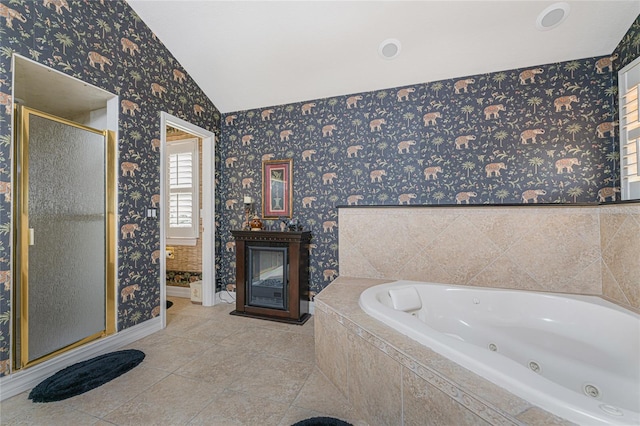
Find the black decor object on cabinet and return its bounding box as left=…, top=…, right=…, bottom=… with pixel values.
left=230, top=230, right=312, bottom=324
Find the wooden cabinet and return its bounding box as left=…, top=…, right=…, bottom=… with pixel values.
left=230, top=230, right=311, bottom=324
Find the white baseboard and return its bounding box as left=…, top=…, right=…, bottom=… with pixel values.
left=0, top=317, right=162, bottom=401
left=166, top=285, right=190, bottom=298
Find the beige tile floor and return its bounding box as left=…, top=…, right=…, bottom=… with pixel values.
left=0, top=297, right=368, bottom=425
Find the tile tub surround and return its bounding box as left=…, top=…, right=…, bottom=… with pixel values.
left=338, top=203, right=640, bottom=312
left=600, top=203, right=640, bottom=310
left=315, top=277, right=572, bottom=426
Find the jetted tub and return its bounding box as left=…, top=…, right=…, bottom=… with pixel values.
left=359, top=280, right=640, bottom=425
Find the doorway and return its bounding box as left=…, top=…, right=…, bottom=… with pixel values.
left=159, top=113, right=215, bottom=327
left=13, top=106, right=116, bottom=369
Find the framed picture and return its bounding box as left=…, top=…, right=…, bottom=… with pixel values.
left=262, top=159, right=293, bottom=219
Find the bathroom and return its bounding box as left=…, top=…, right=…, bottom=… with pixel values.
left=164, top=126, right=204, bottom=302
left=216, top=13, right=640, bottom=313
left=0, top=2, right=638, bottom=423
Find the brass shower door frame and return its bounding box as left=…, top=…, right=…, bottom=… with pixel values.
left=13, top=106, right=117, bottom=370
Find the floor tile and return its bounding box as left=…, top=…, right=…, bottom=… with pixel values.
left=102, top=374, right=220, bottom=425
left=228, top=353, right=314, bottom=404
left=188, top=389, right=290, bottom=426
left=0, top=297, right=367, bottom=426
left=67, top=365, right=170, bottom=418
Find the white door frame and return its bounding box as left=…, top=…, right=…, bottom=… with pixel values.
left=160, top=112, right=215, bottom=328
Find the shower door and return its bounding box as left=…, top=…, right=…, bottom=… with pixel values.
left=14, top=106, right=116, bottom=369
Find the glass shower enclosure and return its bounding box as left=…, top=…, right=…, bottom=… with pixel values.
left=14, top=106, right=116, bottom=369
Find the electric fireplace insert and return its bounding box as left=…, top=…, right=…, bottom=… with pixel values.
left=247, top=245, right=287, bottom=310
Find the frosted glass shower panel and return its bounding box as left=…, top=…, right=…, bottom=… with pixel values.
left=27, top=114, right=106, bottom=362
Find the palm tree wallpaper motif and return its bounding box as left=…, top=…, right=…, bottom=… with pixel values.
left=218, top=15, right=640, bottom=304
left=0, top=0, right=637, bottom=378
left=0, top=0, right=219, bottom=372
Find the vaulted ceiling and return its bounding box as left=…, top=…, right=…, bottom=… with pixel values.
left=127, top=1, right=640, bottom=114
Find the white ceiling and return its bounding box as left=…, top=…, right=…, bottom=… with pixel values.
left=127, top=1, right=640, bottom=114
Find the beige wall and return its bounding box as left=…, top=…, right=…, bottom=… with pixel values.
left=166, top=242, right=202, bottom=273
left=339, top=203, right=639, bottom=311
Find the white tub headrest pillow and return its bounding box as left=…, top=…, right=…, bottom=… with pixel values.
left=388, top=286, right=422, bottom=312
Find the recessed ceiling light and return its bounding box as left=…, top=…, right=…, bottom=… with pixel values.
left=536, top=2, right=570, bottom=31
left=378, top=39, right=401, bottom=60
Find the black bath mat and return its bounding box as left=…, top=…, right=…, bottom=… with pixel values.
left=28, top=349, right=145, bottom=403
left=166, top=300, right=174, bottom=309
left=292, top=417, right=353, bottom=426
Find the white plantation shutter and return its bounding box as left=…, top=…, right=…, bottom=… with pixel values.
left=619, top=57, right=640, bottom=200
left=167, top=138, right=199, bottom=241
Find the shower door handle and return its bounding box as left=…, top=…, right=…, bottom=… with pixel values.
left=28, top=228, right=34, bottom=246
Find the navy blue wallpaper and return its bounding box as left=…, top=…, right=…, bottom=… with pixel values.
left=0, top=0, right=220, bottom=374
left=219, top=14, right=640, bottom=298
left=0, top=0, right=637, bottom=379
left=615, top=14, right=640, bottom=72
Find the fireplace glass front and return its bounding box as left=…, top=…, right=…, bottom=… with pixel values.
left=246, top=244, right=288, bottom=310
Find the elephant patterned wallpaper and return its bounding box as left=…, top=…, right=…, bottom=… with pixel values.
left=615, top=14, right=640, bottom=72
left=0, top=0, right=220, bottom=374
left=219, top=14, right=640, bottom=299
left=0, top=0, right=637, bottom=379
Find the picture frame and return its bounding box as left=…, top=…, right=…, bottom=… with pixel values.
left=262, top=159, right=293, bottom=219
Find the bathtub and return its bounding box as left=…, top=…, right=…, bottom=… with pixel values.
left=359, top=280, right=640, bottom=425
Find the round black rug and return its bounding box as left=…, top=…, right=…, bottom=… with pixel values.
left=292, top=417, right=353, bottom=426
left=28, top=349, right=145, bottom=403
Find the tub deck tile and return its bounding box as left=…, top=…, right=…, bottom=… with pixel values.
left=402, top=368, right=495, bottom=426
left=314, top=306, right=350, bottom=397
left=315, top=276, right=574, bottom=426
left=347, top=332, right=402, bottom=426
left=515, top=407, right=573, bottom=425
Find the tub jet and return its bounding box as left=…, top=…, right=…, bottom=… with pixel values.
left=585, top=384, right=600, bottom=398
left=529, top=361, right=541, bottom=373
